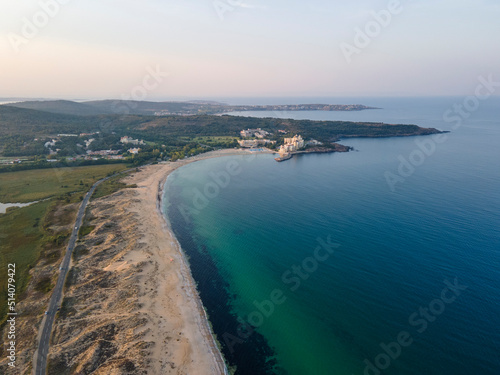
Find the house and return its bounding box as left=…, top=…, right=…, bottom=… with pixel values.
left=44, top=139, right=57, bottom=148
left=128, top=148, right=141, bottom=154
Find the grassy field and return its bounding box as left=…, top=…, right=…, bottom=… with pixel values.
left=0, top=201, right=52, bottom=322
left=0, top=164, right=129, bottom=203
left=0, top=164, right=131, bottom=325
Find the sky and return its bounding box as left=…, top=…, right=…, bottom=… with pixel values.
left=0, top=0, right=499, bottom=100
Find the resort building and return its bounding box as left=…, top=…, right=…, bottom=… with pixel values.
left=279, top=134, right=304, bottom=154
left=238, top=139, right=259, bottom=148
left=238, top=139, right=276, bottom=148
left=240, top=128, right=270, bottom=138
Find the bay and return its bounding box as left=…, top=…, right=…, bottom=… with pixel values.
left=165, top=97, right=500, bottom=374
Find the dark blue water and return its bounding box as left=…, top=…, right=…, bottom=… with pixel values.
left=165, top=97, right=500, bottom=374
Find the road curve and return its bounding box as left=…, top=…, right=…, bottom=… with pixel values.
left=33, top=168, right=136, bottom=375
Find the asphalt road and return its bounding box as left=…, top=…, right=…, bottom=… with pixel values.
left=33, top=168, right=136, bottom=375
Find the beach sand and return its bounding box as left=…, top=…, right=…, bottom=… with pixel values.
left=48, top=149, right=267, bottom=374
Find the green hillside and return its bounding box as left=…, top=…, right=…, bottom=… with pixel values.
left=5, top=100, right=114, bottom=116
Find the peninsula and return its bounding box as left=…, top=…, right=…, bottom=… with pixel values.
left=0, top=102, right=443, bottom=173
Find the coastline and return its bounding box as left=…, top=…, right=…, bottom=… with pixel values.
left=134, top=149, right=263, bottom=373
left=43, top=149, right=260, bottom=374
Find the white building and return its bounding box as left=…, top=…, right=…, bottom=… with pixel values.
left=306, top=139, right=323, bottom=146
left=120, top=136, right=144, bottom=145
left=238, top=140, right=259, bottom=148
left=279, top=134, right=304, bottom=154
left=240, top=130, right=254, bottom=138
left=44, top=139, right=57, bottom=148
left=240, top=128, right=270, bottom=138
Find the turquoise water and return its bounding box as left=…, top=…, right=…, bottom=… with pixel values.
left=165, top=97, right=500, bottom=374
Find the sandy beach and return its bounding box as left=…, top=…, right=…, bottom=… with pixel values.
left=47, top=149, right=268, bottom=374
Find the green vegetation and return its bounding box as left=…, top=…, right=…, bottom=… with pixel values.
left=0, top=158, right=129, bottom=174
left=169, top=143, right=213, bottom=161
left=35, top=276, right=54, bottom=293
left=6, top=100, right=114, bottom=116
left=72, top=245, right=89, bottom=262
left=57, top=296, right=77, bottom=319
left=47, top=351, right=79, bottom=375
left=78, top=225, right=95, bottom=237
left=181, top=136, right=239, bottom=148
left=0, top=105, right=94, bottom=138
left=0, top=200, right=51, bottom=323
left=1, top=135, right=48, bottom=156
left=0, top=164, right=129, bottom=203
left=0, top=164, right=132, bottom=326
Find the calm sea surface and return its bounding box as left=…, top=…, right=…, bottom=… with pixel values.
left=164, top=97, right=500, bottom=374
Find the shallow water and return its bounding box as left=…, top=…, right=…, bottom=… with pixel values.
left=0, top=201, right=37, bottom=214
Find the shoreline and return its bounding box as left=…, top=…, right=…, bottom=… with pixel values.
left=145, top=149, right=265, bottom=373
left=156, top=163, right=227, bottom=374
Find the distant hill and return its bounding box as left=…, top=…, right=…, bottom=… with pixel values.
left=4, top=100, right=115, bottom=116
left=3, top=100, right=225, bottom=116
left=0, top=105, right=101, bottom=137
left=0, top=104, right=441, bottom=139
left=2, top=100, right=380, bottom=118
left=83, top=100, right=222, bottom=116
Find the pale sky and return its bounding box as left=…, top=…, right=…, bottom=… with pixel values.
left=1, top=0, right=499, bottom=99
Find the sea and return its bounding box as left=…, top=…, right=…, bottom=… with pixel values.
left=163, top=97, right=500, bottom=375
